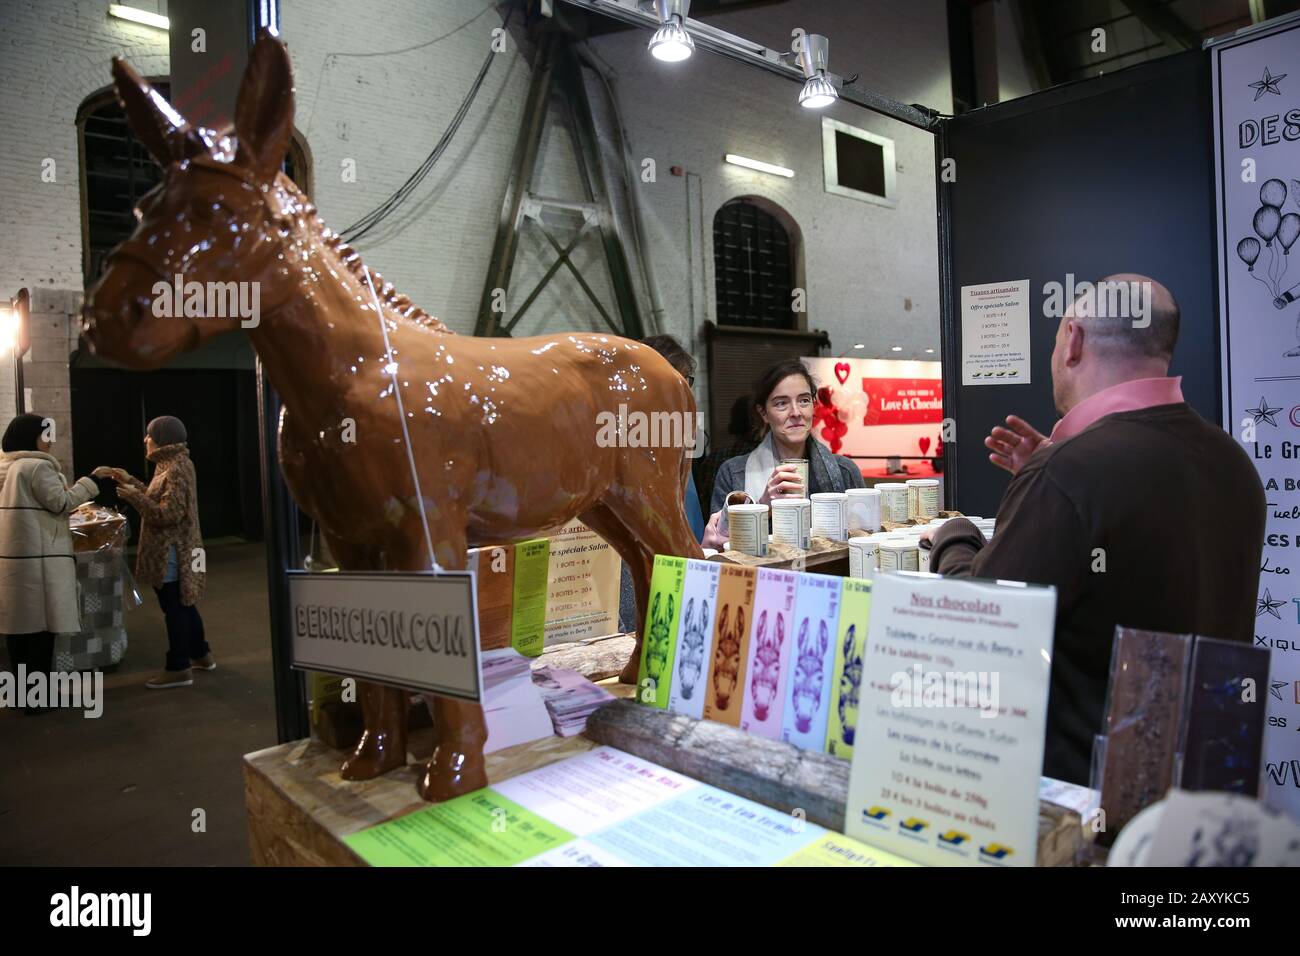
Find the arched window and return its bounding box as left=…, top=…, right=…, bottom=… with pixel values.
left=712, top=197, right=799, bottom=329
left=78, top=83, right=171, bottom=284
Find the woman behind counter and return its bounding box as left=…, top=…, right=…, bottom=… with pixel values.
left=94, top=415, right=210, bottom=689
left=0, top=414, right=100, bottom=710
left=703, top=360, right=864, bottom=549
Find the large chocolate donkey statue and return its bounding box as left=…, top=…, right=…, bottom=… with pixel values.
left=83, top=35, right=703, bottom=800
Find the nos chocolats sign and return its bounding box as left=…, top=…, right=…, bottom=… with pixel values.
left=288, top=572, right=482, bottom=701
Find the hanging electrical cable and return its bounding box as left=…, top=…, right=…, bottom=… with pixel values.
left=340, top=1, right=518, bottom=243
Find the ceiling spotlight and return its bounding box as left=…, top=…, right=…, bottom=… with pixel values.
left=925, top=348, right=935, bottom=354
left=853, top=343, right=864, bottom=349
left=891, top=346, right=902, bottom=352
left=794, top=33, right=837, bottom=109
left=649, top=0, right=693, bottom=63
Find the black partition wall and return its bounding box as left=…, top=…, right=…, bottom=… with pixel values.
left=936, top=50, right=1221, bottom=516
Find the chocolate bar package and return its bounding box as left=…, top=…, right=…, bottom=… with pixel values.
left=1178, top=636, right=1271, bottom=795
left=1095, top=627, right=1193, bottom=842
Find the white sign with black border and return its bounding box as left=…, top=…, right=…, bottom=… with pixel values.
left=288, top=571, right=481, bottom=702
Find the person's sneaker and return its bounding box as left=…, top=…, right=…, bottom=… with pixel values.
left=191, top=655, right=216, bottom=671
left=146, top=669, right=193, bottom=689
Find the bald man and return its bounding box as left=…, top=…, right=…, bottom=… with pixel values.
left=928, top=275, right=1265, bottom=785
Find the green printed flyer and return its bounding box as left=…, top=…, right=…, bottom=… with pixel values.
left=345, top=788, right=572, bottom=866
left=636, top=555, right=687, bottom=708
left=511, top=538, right=550, bottom=657
left=347, top=746, right=922, bottom=868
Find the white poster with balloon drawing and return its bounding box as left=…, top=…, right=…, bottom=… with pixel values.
left=1213, top=17, right=1300, bottom=819
left=801, top=358, right=944, bottom=465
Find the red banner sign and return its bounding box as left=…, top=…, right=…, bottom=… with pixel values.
left=861, top=378, right=943, bottom=426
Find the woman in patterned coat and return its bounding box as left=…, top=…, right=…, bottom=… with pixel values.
left=95, top=415, right=210, bottom=689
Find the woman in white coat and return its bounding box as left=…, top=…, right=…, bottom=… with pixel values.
left=0, top=414, right=99, bottom=710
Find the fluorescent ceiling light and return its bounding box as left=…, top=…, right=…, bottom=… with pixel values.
left=109, top=4, right=169, bottom=30
left=853, top=343, right=864, bottom=349
left=925, top=348, right=934, bottom=353
left=891, top=346, right=902, bottom=352
left=724, top=154, right=794, bottom=178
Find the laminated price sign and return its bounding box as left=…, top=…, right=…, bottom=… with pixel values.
left=288, top=571, right=481, bottom=701
left=844, top=571, right=1055, bottom=867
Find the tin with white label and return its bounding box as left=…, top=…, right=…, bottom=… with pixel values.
left=727, top=503, right=769, bottom=557
left=906, top=478, right=941, bottom=519
left=879, top=538, right=919, bottom=572
left=876, top=483, right=909, bottom=524
left=771, top=498, right=812, bottom=549
left=848, top=537, right=880, bottom=578
left=810, top=492, right=849, bottom=541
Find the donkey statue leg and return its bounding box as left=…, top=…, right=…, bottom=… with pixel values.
left=414, top=528, right=489, bottom=802
left=325, top=535, right=410, bottom=780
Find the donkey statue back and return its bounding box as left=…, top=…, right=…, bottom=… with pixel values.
left=82, top=35, right=702, bottom=801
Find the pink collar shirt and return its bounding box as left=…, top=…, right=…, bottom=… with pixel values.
left=1049, top=376, right=1185, bottom=443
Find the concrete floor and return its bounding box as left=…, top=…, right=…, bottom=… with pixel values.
left=0, top=540, right=275, bottom=866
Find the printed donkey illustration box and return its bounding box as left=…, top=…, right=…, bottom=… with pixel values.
left=703, top=566, right=758, bottom=726
left=668, top=559, right=723, bottom=719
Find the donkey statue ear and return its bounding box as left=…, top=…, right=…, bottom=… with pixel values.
left=234, top=32, right=296, bottom=181
left=111, top=56, right=196, bottom=166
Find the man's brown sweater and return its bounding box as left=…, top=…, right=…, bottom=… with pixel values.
left=930, top=403, right=1265, bottom=784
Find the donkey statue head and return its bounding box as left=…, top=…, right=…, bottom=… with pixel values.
left=748, top=610, right=785, bottom=722
left=837, top=624, right=863, bottom=745
left=84, top=35, right=306, bottom=367
left=677, top=597, right=709, bottom=700
left=790, top=617, right=830, bottom=734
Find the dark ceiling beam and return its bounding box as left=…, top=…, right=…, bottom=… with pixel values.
left=1118, top=0, right=1200, bottom=52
